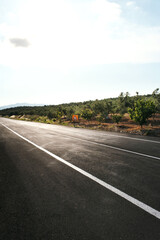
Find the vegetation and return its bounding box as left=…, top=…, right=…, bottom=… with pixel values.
left=112, top=114, right=123, bottom=124
left=128, top=98, right=156, bottom=128
left=0, top=89, right=159, bottom=131
left=81, top=108, right=93, bottom=120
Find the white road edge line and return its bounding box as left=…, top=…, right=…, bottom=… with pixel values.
left=53, top=127, right=160, bottom=144
left=51, top=132, right=160, bottom=161
left=1, top=123, right=160, bottom=220
left=3, top=118, right=160, bottom=144
left=103, top=133, right=160, bottom=144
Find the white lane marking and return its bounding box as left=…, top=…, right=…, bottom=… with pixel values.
left=98, top=132, right=160, bottom=144
left=1, top=119, right=160, bottom=160
left=48, top=132, right=160, bottom=161
left=3, top=119, right=159, bottom=160
left=1, top=123, right=160, bottom=220
left=2, top=117, right=160, bottom=144
left=36, top=124, right=160, bottom=144
left=60, top=130, right=160, bottom=144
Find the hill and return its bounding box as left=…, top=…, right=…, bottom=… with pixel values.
left=0, top=90, right=159, bottom=136
left=0, top=103, right=44, bottom=110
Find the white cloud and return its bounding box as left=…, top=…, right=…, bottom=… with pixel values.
left=0, top=0, right=160, bottom=69
left=126, top=1, right=139, bottom=10
left=126, top=1, right=135, bottom=7
left=91, top=0, right=121, bottom=23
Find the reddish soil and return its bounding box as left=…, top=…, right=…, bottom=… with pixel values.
left=69, top=114, right=160, bottom=137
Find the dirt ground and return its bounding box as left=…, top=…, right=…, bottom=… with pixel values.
left=69, top=113, right=160, bottom=137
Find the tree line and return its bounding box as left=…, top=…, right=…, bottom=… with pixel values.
left=0, top=89, right=160, bottom=128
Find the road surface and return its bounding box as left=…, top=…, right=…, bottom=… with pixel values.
left=0, top=118, right=160, bottom=239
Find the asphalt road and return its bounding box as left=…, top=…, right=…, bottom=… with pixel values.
left=0, top=117, right=160, bottom=240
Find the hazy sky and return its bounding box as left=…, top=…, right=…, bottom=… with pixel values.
left=0, top=0, right=160, bottom=106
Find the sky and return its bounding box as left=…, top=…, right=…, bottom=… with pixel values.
left=0, top=0, right=160, bottom=106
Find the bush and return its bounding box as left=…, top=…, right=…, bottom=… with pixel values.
left=112, top=114, right=122, bottom=124
left=128, top=99, right=156, bottom=128
left=81, top=109, right=93, bottom=120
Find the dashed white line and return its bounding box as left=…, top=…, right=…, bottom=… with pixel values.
left=1, top=123, right=160, bottom=220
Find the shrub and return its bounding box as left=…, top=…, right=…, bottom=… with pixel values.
left=81, top=109, right=93, bottom=120
left=128, top=99, right=156, bottom=128
left=112, top=114, right=122, bottom=124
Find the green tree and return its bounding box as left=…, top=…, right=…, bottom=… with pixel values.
left=128, top=99, right=156, bottom=128
left=47, top=111, right=54, bottom=119
left=115, top=92, right=132, bottom=114
left=152, top=88, right=159, bottom=98
left=81, top=108, right=93, bottom=120
left=152, top=88, right=160, bottom=113
left=112, top=114, right=122, bottom=124
left=105, top=101, right=113, bottom=114
left=93, top=101, right=105, bottom=115
left=47, top=110, right=57, bottom=119
left=66, top=107, right=74, bottom=121
left=56, top=111, right=63, bottom=122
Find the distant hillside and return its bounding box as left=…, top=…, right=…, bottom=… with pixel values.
left=0, top=90, right=159, bottom=121
left=0, top=103, right=44, bottom=110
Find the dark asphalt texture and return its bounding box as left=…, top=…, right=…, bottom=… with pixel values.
left=0, top=118, right=160, bottom=240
